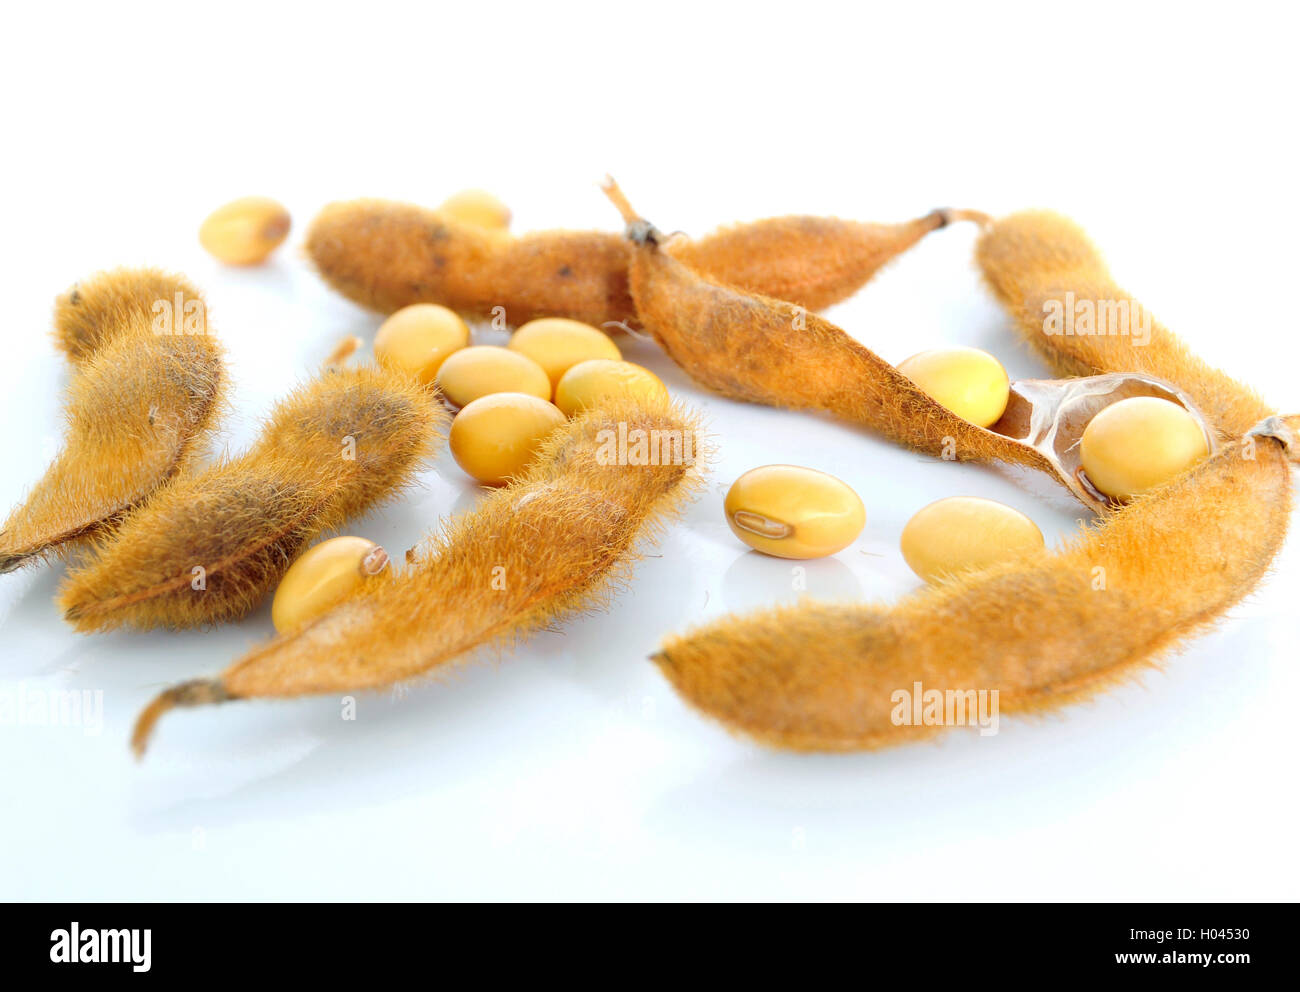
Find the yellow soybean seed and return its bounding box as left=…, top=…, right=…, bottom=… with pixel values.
left=508, top=318, right=622, bottom=392
left=1080, top=396, right=1210, bottom=501
left=271, top=536, right=389, bottom=633
left=900, top=496, right=1044, bottom=584
left=438, top=189, right=512, bottom=230
left=897, top=346, right=1011, bottom=428
left=554, top=359, right=668, bottom=416
left=449, top=392, right=566, bottom=486
left=435, top=345, right=551, bottom=408
left=724, top=465, right=865, bottom=560
left=199, top=196, right=291, bottom=265
left=374, top=304, right=470, bottom=385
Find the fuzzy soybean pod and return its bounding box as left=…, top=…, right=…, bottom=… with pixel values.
left=976, top=211, right=1273, bottom=440
left=307, top=199, right=631, bottom=327
left=599, top=181, right=1214, bottom=514
left=673, top=207, right=988, bottom=315
left=304, top=198, right=985, bottom=327
left=130, top=394, right=704, bottom=755
left=57, top=366, right=444, bottom=631
left=655, top=416, right=1299, bottom=751
left=0, top=270, right=226, bottom=574
left=52, top=268, right=208, bottom=362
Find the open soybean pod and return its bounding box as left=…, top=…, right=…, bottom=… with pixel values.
left=976, top=210, right=1273, bottom=440
left=601, top=179, right=1216, bottom=514
left=304, top=196, right=986, bottom=328
left=130, top=393, right=705, bottom=756
left=655, top=415, right=1300, bottom=751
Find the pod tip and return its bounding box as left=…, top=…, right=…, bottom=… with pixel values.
left=131, top=678, right=233, bottom=760
left=600, top=175, right=638, bottom=224
left=600, top=178, right=661, bottom=247
left=323, top=334, right=363, bottom=371
left=0, top=553, right=30, bottom=575
left=934, top=207, right=993, bottom=229
left=1249, top=414, right=1299, bottom=461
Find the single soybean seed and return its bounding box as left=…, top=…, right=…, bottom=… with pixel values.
left=900, top=496, right=1044, bottom=584
left=508, top=318, right=622, bottom=393
left=1079, top=395, right=1210, bottom=501
left=724, top=465, right=865, bottom=559
left=438, top=189, right=511, bottom=230
left=554, top=359, right=668, bottom=416
left=449, top=392, right=566, bottom=486
left=897, top=346, right=1011, bottom=428
left=199, top=196, right=291, bottom=265
left=271, top=536, right=390, bottom=633
left=435, top=345, right=551, bottom=408
left=374, top=304, right=470, bottom=385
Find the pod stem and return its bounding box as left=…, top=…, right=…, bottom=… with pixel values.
left=600, top=176, right=639, bottom=224
left=1248, top=413, right=1300, bottom=461
left=934, top=207, right=993, bottom=229
left=323, top=335, right=362, bottom=371
left=601, top=176, right=662, bottom=246
left=131, top=678, right=234, bottom=759
left=0, top=551, right=35, bottom=575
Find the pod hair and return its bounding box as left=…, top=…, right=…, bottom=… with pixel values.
left=130, top=393, right=705, bottom=755
left=52, top=268, right=205, bottom=363
left=654, top=416, right=1298, bottom=751
left=58, top=365, right=445, bottom=631
left=976, top=210, right=1273, bottom=439
left=304, top=197, right=986, bottom=327
left=1, top=269, right=225, bottom=574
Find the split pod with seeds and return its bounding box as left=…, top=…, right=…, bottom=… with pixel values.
left=601, top=179, right=1214, bottom=514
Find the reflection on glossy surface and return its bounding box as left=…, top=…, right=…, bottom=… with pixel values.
left=720, top=550, right=864, bottom=614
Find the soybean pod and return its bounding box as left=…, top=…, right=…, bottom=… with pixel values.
left=304, top=197, right=987, bottom=327
left=1, top=270, right=226, bottom=573
left=58, top=365, right=443, bottom=631
left=976, top=210, right=1272, bottom=439
left=131, top=394, right=704, bottom=755
left=601, top=179, right=1215, bottom=514
left=654, top=417, right=1298, bottom=751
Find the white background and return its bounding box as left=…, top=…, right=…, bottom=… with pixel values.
left=2, top=1, right=1297, bottom=901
